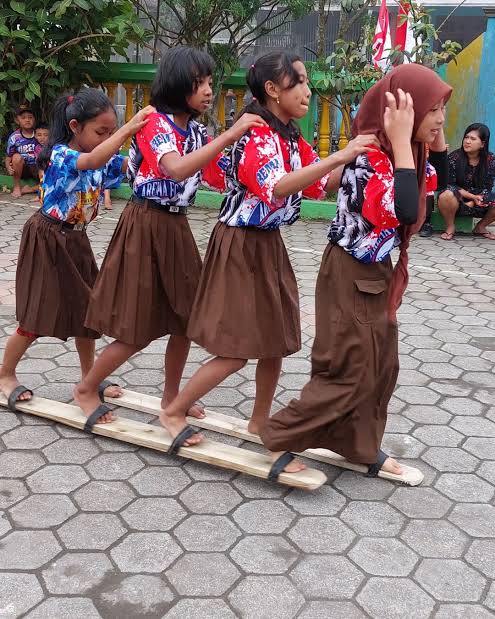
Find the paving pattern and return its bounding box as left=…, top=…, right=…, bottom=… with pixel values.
left=0, top=195, right=494, bottom=618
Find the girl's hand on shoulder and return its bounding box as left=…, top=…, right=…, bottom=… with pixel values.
left=125, top=105, right=157, bottom=135
left=339, top=134, right=380, bottom=164
left=384, top=89, right=414, bottom=145
left=227, top=114, right=267, bottom=142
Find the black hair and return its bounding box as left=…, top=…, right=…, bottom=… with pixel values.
left=242, top=51, right=303, bottom=141
left=35, top=122, right=49, bottom=131
left=455, top=123, right=491, bottom=189
left=150, top=46, right=214, bottom=117
left=38, top=88, right=115, bottom=170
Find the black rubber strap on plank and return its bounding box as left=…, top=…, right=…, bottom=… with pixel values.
left=267, top=452, right=295, bottom=482
left=83, top=404, right=112, bottom=434
left=366, top=449, right=389, bottom=478
left=168, top=425, right=199, bottom=455
left=7, top=385, right=33, bottom=412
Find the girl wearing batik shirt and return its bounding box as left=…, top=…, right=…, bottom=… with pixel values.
left=161, top=51, right=377, bottom=453
left=260, top=64, right=452, bottom=481
left=0, top=89, right=152, bottom=412
left=75, top=46, right=265, bottom=433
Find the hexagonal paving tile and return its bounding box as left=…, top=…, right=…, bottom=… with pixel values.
left=341, top=501, right=405, bottom=537
left=448, top=504, right=495, bottom=537
left=381, top=434, right=426, bottom=459
left=166, top=553, right=240, bottom=596
left=230, top=535, right=299, bottom=574
left=74, top=480, right=135, bottom=512
left=287, top=517, right=355, bottom=553
left=130, top=467, right=191, bottom=496
left=121, top=497, right=186, bottom=531
left=232, top=499, right=295, bottom=534
left=435, top=473, right=494, bottom=503
left=99, top=574, right=174, bottom=617
left=9, top=494, right=76, bottom=528
left=42, top=552, right=114, bottom=594
left=415, top=559, right=486, bottom=602
left=24, top=597, right=101, bottom=618
left=434, top=604, right=495, bottom=619
left=0, top=510, right=11, bottom=537
left=465, top=539, right=495, bottom=579
left=403, top=405, right=452, bottom=425
left=389, top=487, right=451, bottom=518
left=400, top=519, right=468, bottom=558
left=463, top=437, right=495, bottom=460
left=0, top=411, right=20, bottom=433
left=291, top=555, right=364, bottom=599
left=349, top=537, right=418, bottom=576
left=175, top=515, right=240, bottom=551
left=2, top=426, right=59, bottom=450
left=441, top=398, right=485, bottom=416
left=0, top=573, right=44, bottom=617
left=43, top=438, right=100, bottom=463
left=393, top=386, right=441, bottom=406
left=0, top=479, right=29, bottom=508
left=0, top=451, right=45, bottom=478
left=27, top=464, right=89, bottom=493
left=86, top=453, right=144, bottom=480
left=284, top=485, right=346, bottom=514
left=229, top=575, right=304, bottom=619
left=333, top=471, right=394, bottom=501
left=111, top=532, right=182, bottom=573
left=163, top=599, right=235, bottom=619
left=357, top=577, right=435, bottom=619
left=413, top=425, right=463, bottom=447
left=422, top=447, right=479, bottom=473
left=179, top=481, right=242, bottom=514
left=57, top=513, right=126, bottom=550
left=0, top=530, right=61, bottom=568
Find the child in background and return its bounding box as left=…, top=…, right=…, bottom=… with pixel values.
left=5, top=106, right=39, bottom=198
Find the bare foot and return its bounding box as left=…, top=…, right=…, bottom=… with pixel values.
left=270, top=451, right=306, bottom=474
left=247, top=420, right=261, bottom=435
left=159, top=409, right=203, bottom=447
left=21, top=185, right=38, bottom=195
left=380, top=456, right=403, bottom=475
left=104, top=196, right=113, bottom=210
left=0, top=373, right=32, bottom=402
left=11, top=187, right=22, bottom=199
left=161, top=397, right=205, bottom=419
left=103, top=384, right=123, bottom=399
left=73, top=385, right=115, bottom=424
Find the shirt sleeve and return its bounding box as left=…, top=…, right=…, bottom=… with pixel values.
left=103, top=154, right=126, bottom=189
left=394, top=169, right=419, bottom=224
left=446, top=151, right=461, bottom=197
left=298, top=137, right=329, bottom=200
left=200, top=132, right=227, bottom=192
left=50, top=145, right=81, bottom=188
left=238, top=128, right=286, bottom=207
left=362, top=149, right=400, bottom=229
left=428, top=150, right=448, bottom=190
left=6, top=134, right=17, bottom=157
left=136, top=113, right=179, bottom=176
left=483, top=155, right=495, bottom=193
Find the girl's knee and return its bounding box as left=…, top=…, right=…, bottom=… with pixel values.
left=438, top=190, right=456, bottom=206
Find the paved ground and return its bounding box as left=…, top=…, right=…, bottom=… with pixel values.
left=0, top=194, right=494, bottom=619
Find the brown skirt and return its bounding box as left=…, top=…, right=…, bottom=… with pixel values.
left=16, top=211, right=99, bottom=340
left=85, top=201, right=202, bottom=348
left=187, top=222, right=301, bottom=359
left=260, top=243, right=399, bottom=464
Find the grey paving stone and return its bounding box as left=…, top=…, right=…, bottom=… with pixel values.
left=9, top=494, right=76, bottom=528
left=42, top=438, right=100, bottom=463
left=163, top=599, right=235, bottom=619
left=297, top=601, right=366, bottom=619
left=434, top=604, right=495, bottom=619
left=349, top=537, right=418, bottom=576
left=382, top=434, right=426, bottom=458
left=465, top=539, right=495, bottom=579
left=95, top=435, right=140, bottom=452
left=232, top=499, right=295, bottom=533
left=99, top=574, right=174, bottom=617
left=357, top=577, right=435, bottom=619
left=422, top=447, right=479, bottom=472
left=111, top=532, right=182, bottom=573
left=0, top=479, right=28, bottom=508
left=441, top=398, right=485, bottom=416
left=179, top=481, right=242, bottom=514
left=24, top=597, right=102, bottom=618
left=175, top=515, right=240, bottom=551
left=288, top=516, right=355, bottom=553
left=341, top=501, right=405, bottom=537
left=122, top=497, right=186, bottom=531
left=451, top=416, right=495, bottom=437
left=229, top=575, right=304, bottom=619
left=167, top=553, right=240, bottom=596
left=333, top=471, right=394, bottom=501
left=0, top=573, right=44, bottom=617
left=0, top=510, right=11, bottom=536
left=485, top=582, right=495, bottom=611
left=74, top=480, right=135, bottom=512
left=200, top=387, right=244, bottom=407
left=233, top=475, right=287, bottom=499
left=0, top=530, right=61, bottom=568
left=413, top=425, right=464, bottom=447
left=27, top=464, right=89, bottom=493
left=183, top=459, right=236, bottom=481
left=389, top=487, right=451, bottom=518
left=86, top=452, right=145, bottom=480
left=394, top=386, right=441, bottom=405
left=284, top=485, right=346, bottom=514
left=0, top=411, right=20, bottom=433
left=229, top=535, right=298, bottom=574
left=57, top=513, right=126, bottom=550
left=401, top=519, right=468, bottom=558
left=403, top=405, right=453, bottom=425
left=42, top=552, right=114, bottom=594
left=129, top=466, right=191, bottom=496
left=0, top=450, right=45, bottom=477
left=463, top=437, right=495, bottom=460
left=415, top=559, right=486, bottom=602
left=435, top=473, right=494, bottom=502
left=291, top=555, right=364, bottom=599
left=448, top=504, right=495, bottom=537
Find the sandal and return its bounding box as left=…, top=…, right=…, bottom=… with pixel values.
left=267, top=452, right=296, bottom=482
left=7, top=385, right=33, bottom=412
left=83, top=404, right=113, bottom=434
left=98, top=380, right=120, bottom=403
left=168, top=425, right=200, bottom=454
left=473, top=230, right=495, bottom=240
left=440, top=231, right=455, bottom=241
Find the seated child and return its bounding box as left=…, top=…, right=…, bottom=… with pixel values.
left=5, top=106, right=40, bottom=198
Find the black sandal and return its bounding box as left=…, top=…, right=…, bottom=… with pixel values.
left=7, top=385, right=33, bottom=412
left=267, top=452, right=296, bottom=482
left=168, top=425, right=199, bottom=455
left=98, top=380, right=120, bottom=403
left=366, top=449, right=389, bottom=478
left=83, top=404, right=113, bottom=434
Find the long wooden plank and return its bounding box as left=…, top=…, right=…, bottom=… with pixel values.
left=0, top=394, right=326, bottom=491
left=107, top=389, right=424, bottom=486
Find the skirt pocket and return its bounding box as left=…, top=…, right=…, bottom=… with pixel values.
left=354, top=279, right=387, bottom=324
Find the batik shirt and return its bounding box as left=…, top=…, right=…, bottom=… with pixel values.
left=219, top=126, right=328, bottom=229
left=127, top=112, right=226, bottom=207
left=41, top=144, right=125, bottom=225
left=447, top=149, right=495, bottom=205
left=6, top=129, right=39, bottom=166
left=426, top=161, right=437, bottom=196
left=329, top=148, right=400, bottom=263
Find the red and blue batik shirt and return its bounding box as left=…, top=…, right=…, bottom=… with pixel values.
left=127, top=112, right=226, bottom=207
left=218, top=126, right=329, bottom=230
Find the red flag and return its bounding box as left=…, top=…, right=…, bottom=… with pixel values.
left=372, top=0, right=392, bottom=71
left=396, top=1, right=415, bottom=61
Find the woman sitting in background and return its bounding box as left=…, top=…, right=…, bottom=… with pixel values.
left=438, top=123, right=495, bottom=240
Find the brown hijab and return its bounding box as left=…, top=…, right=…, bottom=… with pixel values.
left=352, top=64, right=452, bottom=321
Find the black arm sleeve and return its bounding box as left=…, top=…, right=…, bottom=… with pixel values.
left=394, top=169, right=419, bottom=225
left=428, top=149, right=448, bottom=190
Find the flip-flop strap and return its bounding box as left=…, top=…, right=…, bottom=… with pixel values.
left=168, top=425, right=198, bottom=455
left=83, top=404, right=112, bottom=434
left=98, top=380, right=119, bottom=402
left=267, top=452, right=295, bottom=482
left=7, top=385, right=33, bottom=412
left=366, top=449, right=389, bottom=478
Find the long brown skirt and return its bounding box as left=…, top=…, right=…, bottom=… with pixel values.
left=16, top=211, right=99, bottom=340
left=187, top=222, right=301, bottom=359
left=260, top=243, right=399, bottom=464
left=85, top=201, right=202, bottom=348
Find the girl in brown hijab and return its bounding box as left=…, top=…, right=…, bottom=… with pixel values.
left=260, top=64, right=452, bottom=483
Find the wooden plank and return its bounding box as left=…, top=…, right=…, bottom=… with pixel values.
left=107, top=389, right=424, bottom=486
left=0, top=394, right=326, bottom=491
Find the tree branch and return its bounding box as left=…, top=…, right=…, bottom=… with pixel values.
left=43, top=33, right=114, bottom=59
